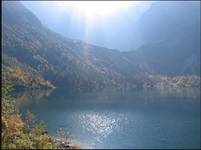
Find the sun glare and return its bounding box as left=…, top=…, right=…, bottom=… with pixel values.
left=57, top=1, right=136, bottom=22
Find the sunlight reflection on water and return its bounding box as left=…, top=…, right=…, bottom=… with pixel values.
left=16, top=88, right=200, bottom=149
left=77, top=112, right=124, bottom=146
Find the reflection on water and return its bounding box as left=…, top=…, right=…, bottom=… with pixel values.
left=13, top=87, right=200, bottom=149
left=78, top=112, right=124, bottom=145
left=80, top=113, right=119, bottom=136
left=11, top=89, right=53, bottom=110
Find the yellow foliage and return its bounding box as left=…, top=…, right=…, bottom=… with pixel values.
left=2, top=115, right=24, bottom=139
left=6, top=115, right=24, bottom=129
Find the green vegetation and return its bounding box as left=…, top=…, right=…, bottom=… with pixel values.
left=1, top=2, right=200, bottom=149
left=1, top=81, right=80, bottom=149
left=2, top=65, right=55, bottom=89
left=3, top=2, right=200, bottom=91
left=2, top=1, right=147, bottom=90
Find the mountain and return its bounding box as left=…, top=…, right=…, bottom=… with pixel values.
left=137, top=1, right=200, bottom=45
left=21, top=1, right=153, bottom=51
left=2, top=1, right=200, bottom=90
left=126, top=1, right=200, bottom=76
left=2, top=1, right=147, bottom=90
left=21, top=1, right=200, bottom=53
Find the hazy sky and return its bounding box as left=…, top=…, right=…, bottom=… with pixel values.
left=21, top=1, right=153, bottom=51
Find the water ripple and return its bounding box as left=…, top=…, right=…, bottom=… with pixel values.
left=77, top=112, right=124, bottom=145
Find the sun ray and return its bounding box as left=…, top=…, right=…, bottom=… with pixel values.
left=56, top=1, right=137, bottom=23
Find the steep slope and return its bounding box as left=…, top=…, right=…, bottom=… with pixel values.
left=2, top=1, right=147, bottom=90
left=138, top=1, right=200, bottom=44
left=125, top=1, right=200, bottom=76
left=3, top=1, right=199, bottom=90
left=20, top=1, right=200, bottom=52
left=21, top=1, right=153, bottom=51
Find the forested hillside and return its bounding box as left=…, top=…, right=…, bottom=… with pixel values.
left=2, top=1, right=200, bottom=90
left=2, top=1, right=148, bottom=90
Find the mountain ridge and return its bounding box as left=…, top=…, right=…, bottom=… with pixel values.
left=2, top=1, right=200, bottom=90
left=2, top=1, right=148, bottom=90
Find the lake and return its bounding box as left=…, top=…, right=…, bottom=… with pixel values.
left=13, top=88, right=200, bottom=149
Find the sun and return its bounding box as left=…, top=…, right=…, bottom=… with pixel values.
left=57, top=1, right=136, bottom=23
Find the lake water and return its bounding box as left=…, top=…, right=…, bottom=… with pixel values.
left=13, top=88, right=200, bottom=149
